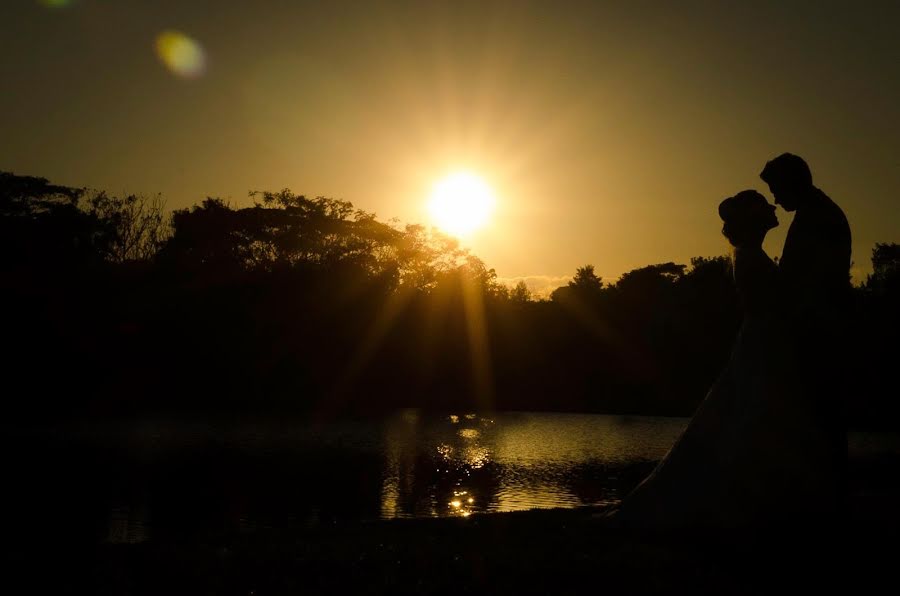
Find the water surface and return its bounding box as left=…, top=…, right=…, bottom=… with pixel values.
left=5, top=411, right=897, bottom=544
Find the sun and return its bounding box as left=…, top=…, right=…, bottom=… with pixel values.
left=427, top=172, right=496, bottom=237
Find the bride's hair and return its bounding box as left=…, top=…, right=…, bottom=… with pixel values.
left=718, top=190, right=773, bottom=247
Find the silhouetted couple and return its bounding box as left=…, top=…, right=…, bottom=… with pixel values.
left=606, top=153, right=852, bottom=529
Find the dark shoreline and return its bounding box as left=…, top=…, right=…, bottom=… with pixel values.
left=47, top=500, right=899, bottom=595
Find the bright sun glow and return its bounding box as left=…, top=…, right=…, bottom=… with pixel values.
left=427, top=172, right=495, bottom=237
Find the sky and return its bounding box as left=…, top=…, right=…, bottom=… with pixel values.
left=2, top=0, right=898, bottom=291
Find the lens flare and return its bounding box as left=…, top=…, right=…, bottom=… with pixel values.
left=154, top=30, right=207, bottom=78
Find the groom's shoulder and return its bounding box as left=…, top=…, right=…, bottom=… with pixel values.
left=814, top=189, right=851, bottom=243
left=813, top=188, right=848, bottom=222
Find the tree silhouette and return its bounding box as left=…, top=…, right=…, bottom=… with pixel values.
left=1, top=169, right=896, bottom=425
left=572, top=265, right=603, bottom=291
left=509, top=281, right=532, bottom=303
left=550, top=264, right=604, bottom=305
left=868, top=243, right=900, bottom=294
left=87, top=192, right=169, bottom=263
left=0, top=171, right=106, bottom=270
left=0, top=171, right=82, bottom=217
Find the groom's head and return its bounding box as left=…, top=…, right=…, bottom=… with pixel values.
left=760, top=153, right=813, bottom=212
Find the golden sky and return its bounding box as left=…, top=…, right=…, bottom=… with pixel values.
left=2, top=1, right=898, bottom=288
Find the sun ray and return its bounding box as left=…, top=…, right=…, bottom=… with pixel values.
left=460, top=273, right=494, bottom=412
left=320, top=286, right=416, bottom=419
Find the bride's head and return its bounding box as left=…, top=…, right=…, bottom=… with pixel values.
left=718, top=190, right=778, bottom=247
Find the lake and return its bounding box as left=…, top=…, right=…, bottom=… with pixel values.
left=4, top=411, right=898, bottom=544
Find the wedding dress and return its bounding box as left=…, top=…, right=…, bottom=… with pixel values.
left=609, top=246, right=835, bottom=528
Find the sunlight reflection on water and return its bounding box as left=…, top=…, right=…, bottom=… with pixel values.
left=378, top=410, right=685, bottom=519
left=37, top=411, right=896, bottom=540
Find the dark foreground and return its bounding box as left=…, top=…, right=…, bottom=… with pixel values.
left=16, top=495, right=898, bottom=596
left=8, top=433, right=900, bottom=595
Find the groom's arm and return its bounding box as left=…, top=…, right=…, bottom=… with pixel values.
left=783, top=209, right=851, bottom=321
left=782, top=191, right=851, bottom=270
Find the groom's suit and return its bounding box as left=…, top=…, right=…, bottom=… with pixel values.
left=779, top=186, right=851, bottom=319
left=780, top=185, right=851, bottom=512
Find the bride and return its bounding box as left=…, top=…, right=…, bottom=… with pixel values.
left=603, top=190, right=835, bottom=528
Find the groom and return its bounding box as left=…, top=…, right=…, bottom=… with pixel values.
left=760, top=152, right=852, bottom=514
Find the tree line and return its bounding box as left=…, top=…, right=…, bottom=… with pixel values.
left=2, top=171, right=897, bottom=426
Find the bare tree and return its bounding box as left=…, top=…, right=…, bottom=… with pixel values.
left=88, top=192, right=170, bottom=263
